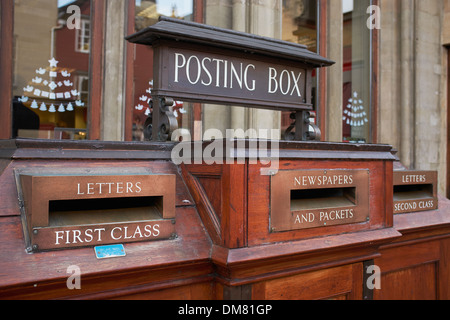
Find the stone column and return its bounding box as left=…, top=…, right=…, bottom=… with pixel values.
left=101, top=0, right=127, bottom=141
left=399, top=0, right=415, bottom=168
left=326, top=0, right=343, bottom=142
left=203, top=0, right=282, bottom=140
left=230, top=0, right=249, bottom=137
left=246, top=0, right=282, bottom=139
left=414, top=0, right=445, bottom=175
left=203, top=0, right=233, bottom=137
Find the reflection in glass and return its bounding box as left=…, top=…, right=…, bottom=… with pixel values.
left=281, top=0, right=318, bottom=139
left=12, top=0, right=91, bottom=140
left=342, top=0, right=371, bottom=143
left=132, top=0, right=194, bottom=141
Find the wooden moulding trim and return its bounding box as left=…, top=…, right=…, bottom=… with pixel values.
left=211, top=228, right=401, bottom=281
left=0, top=262, right=214, bottom=300
left=213, top=253, right=381, bottom=287
left=69, top=274, right=215, bottom=300
left=0, top=139, right=396, bottom=161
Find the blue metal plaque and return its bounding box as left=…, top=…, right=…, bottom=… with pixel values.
left=94, top=244, right=126, bottom=259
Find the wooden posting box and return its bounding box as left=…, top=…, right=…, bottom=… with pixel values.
left=393, top=170, right=438, bottom=214
left=16, top=171, right=176, bottom=251
left=182, top=141, right=397, bottom=249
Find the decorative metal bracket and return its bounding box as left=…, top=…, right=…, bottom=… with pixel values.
left=284, top=110, right=321, bottom=141
left=145, top=96, right=178, bottom=142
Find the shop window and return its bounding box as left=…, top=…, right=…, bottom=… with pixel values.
left=12, top=0, right=92, bottom=140
left=281, top=0, right=318, bottom=138
left=342, top=0, right=372, bottom=143
left=131, top=0, right=194, bottom=141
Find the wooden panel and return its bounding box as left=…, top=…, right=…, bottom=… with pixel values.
left=252, top=264, right=363, bottom=300
left=375, top=240, right=442, bottom=300
left=197, top=176, right=223, bottom=222
left=182, top=163, right=247, bottom=248
left=376, top=263, right=437, bottom=300
left=375, top=241, right=440, bottom=274
left=112, top=281, right=214, bottom=300
left=222, top=164, right=247, bottom=248
left=181, top=164, right=223, bottom=245
left=440, top=238, right=450, bottom=299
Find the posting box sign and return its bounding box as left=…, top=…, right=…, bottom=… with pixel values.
left=393, top=170, right=438, bottom=214
left=17, top=173, right=176, bottom=251
left=270, top=169, right=369, bottom=232
left=156, top=45, right=309, bottom=111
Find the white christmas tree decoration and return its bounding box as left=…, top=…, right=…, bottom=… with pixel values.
left=135, top=81, right=153, bottom=112
left=19, top=57, right=86, bottom=113
left=134, top=79, right=183, bottom=119
left=342, top=91, right=368, bottom=128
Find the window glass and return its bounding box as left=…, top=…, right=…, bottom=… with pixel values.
left=202, top=0, right=319, bottom=141
left=282, top=0, right=317, bottom=53
left=12, top=0, right=91, bottom=140
left=132, top=0, right=194, bottom=141
left=281, top=0, right=318, bottom=138
left=342, top=0, right=372, bottom=143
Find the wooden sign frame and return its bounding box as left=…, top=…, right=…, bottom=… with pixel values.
left=270, top=169, right=370, bottom=232
left=393, top=170, right=438, bottom=214
left=16, top=170, right=176, bottom=251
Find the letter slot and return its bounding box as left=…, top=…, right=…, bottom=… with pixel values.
left=290, top=187, right=356, bottom=212
left=271, top=169, right=369, bottom=232
left=393, top=170, right=438, bottom=214
left=16, top=172, right=176, bottom=252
